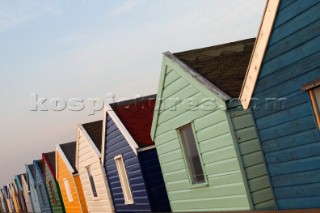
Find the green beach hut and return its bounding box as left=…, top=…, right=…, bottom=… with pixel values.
left=151, top=38, right=276, bottom=212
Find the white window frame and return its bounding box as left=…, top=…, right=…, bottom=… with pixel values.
left=177, top=123, right=207, bottom=187
left=310, top=86, right=320, bottom=129
left=63, top=178, right=73, bottom=202
left=114, top=155, right=134, bottom=204
left=86, top=166, right=98, bottom=199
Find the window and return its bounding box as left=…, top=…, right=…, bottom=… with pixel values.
left=86, top=167, right=98, bottom=198
left=48, top=181, right=57, bottom=204
left=63, top=179, right=73, bottom=202
left=178, top=124, right=205, bottom=185
left=310, top=86, right=320, bottom=128
left=114, top=155, right=133, bottom=204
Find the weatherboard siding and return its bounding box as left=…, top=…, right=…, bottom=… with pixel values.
left=0, top=191, right=7, bottom=213
left=26, top=171, right=41, bottom=213
left=34, top=164, right=52, bottom=213
left=104, top=115, right=152, bottom=213
left=77, top=128, right=114, bottom=213
left=44, top=162, right=65, bottom=213
left=56, top=152, right=87, bottom=213
left=9, top=186, right=20, bottom=213
left=153, top=61, right=251, bottom=212
left=138, top=148, right=171, bottom=212
left=252, top=0, right=320, bottom=209
left=229, top=103, right=276, bottom=210
left=21, top=176, right=34, bottom=213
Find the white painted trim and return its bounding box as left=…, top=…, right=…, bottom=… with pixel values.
left=21, top=175, right=30, bottom=193
left=114, top=155, right=134, bottom=205
left=75, top=127, right=80, bottom=170
left=78, top=124, right=102, bottom=158
left=25, top=165, right=35, bottom=186
left=85, top=166, right=100, bottom=200
left=101, top=105, right=108, bottom=166
left=240, top=0, right=280, bottom=109
left=63, top=178, right=73, bottom=202
left=105, top=103, right=139, bottom=155
left=164, top=52, right=231, bottom=101
left=137, top=145, right=156, bottom=152
left=56, top=145, right=75, bottom=177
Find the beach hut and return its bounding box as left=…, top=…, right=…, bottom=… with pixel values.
left=13, top=176, right=27, bottom=212
left=0, top=188, right=8, bottom=213
left=56, top=142, right=88, bottom=213
left=3, top=186, right=14, bottom=213
left=20, top=173, right=34, bottom=213
left=76, top=120, right=114, bottom=213
left=8, top=184, right=20, bottom=213
left=26, top=164, right=41, bottom=212
left=240, top=0, right=320, bottom=209
left=42, top=152, right=65, bottom=212
left=151, top=38, right=276, bottom=212
left=33, top=160, right=52, bottom=213
left=102, top=96, right=171, bottom=212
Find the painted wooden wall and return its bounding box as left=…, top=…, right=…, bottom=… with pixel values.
left=251, top=0, right=320, bottom=209
left=15, top=174, right=27, bottom=212
left=43, top=160, right=65, bottom=212
left=3, top=187, right=13, bottom=213
left=152, top=57, right=252, bottom=212
left=21, top=175, right=34, bottom=213
left=228, top=102, right=276, bottom=210
left=56, top=150, right=88, bottom=213
left=0, top=189, right=8, bottom=213
left=104, top=114, right=152, bottom=213
left=138, top=148, right=171, bottom=212
left=8, top=184, right=20, bottom=213
left=34, top=161, right=52, bottom=213
left=26, top=165, right=41, bottom=213
left=0, top=189, right=8, bottom=212
left=13, top=178, right=26, bottom=212
left=77, top=127, right=114, bottom=213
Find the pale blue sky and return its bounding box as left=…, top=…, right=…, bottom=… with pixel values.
left=0, top=0, right=265, bottom=185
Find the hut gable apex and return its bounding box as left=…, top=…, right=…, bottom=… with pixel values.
left=151, top=38, right=254, bottom=140
left=42, top=152, right=56, bottom=182
left=76, top=121, right=103, bottom=169
left=56, top=144, right=75, bottom=177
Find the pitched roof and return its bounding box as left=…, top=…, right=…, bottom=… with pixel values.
left=173, top=38, right=255, bottom=98
left=27, top=164, right=35, bottom=180
left=44, top=151, right=56, bottom=175
left=111, top=95, right=156, bottom=148
left=60, top=142, right=77, bottom=172
left=82, top=120, right=103, bottom=152
left=34, top=159, right=43, bottom=179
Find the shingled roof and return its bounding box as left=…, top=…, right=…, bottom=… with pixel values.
left=82, top=120, right=103, bottom=152
left=44, top=151, right=56, bottom=175
left=111, top=95, right=156, bottom=148
left=60, top=141, right=77, bottom=172
left=173, top=38, right=255, bottom=98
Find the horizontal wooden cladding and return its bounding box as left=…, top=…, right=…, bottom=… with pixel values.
left=77, top=129, right=113, bottom=213
left=252, top=0, right=320, bottom=209
left=154, top=64, right=250, bottom=211
left=56, top=153, right=85, bottom=213
left=229, top=104, right=275, bottom=210
left=104, top=115, right=152, bottom=212
left=174, top=209, right=320, bottom=213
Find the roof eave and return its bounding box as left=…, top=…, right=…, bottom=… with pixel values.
left=164, top=52, right=231, bottom=101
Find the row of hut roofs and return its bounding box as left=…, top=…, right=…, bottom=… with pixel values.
left=1, top=0, right=320, bottom=212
